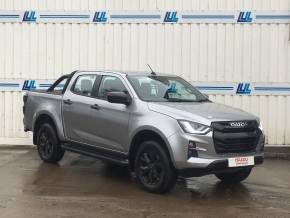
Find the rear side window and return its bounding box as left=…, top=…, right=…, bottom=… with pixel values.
left=72, top=75, right=97, bottom=97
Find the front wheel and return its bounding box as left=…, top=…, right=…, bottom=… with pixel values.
left=215, top=168, right=252, bottom=184
left=36, top=123, right=65, bottom=163
left=134, top=140, right=177, bottom=193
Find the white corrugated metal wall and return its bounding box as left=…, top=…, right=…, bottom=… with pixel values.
left=0, top=0, right=289, bottom=145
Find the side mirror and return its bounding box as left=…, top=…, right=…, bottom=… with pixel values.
left=107, top=91, right=131, bottom=105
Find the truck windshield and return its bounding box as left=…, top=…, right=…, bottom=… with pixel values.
left=127, top=75, right=208, bottom=102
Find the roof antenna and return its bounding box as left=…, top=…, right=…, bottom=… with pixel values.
left=147, top=64, right=156, bottom=75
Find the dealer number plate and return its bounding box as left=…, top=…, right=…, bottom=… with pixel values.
left=228, top=156, right=254, bottom=168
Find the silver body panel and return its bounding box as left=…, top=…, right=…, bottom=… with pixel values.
left=23, top=70, right=264, bottom=171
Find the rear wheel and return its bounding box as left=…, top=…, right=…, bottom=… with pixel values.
left=215, top=168, right=252, bottom=183
left=37, top=123, right=65, bottom=163
left=134, top=140, right=177, bottom=193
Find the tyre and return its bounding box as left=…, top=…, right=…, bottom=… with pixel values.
left=215, top=168, right=252, bottom=184
left=134, top=140, right=177, bottom=193
left=36, top=123, right=65, bottom=163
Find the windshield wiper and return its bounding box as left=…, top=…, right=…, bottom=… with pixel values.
left=167, top=98, right=183, bottom=102
left=195, top=99, right=210, bottom=102
left=165, top=98, right=210, bottom=102
left=167, top=99, right=196, bottom=102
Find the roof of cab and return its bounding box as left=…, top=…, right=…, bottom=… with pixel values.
left=76, top=70, right=175, bottom=77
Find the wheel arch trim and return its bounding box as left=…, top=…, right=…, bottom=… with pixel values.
left=128, top=126, right=176, bottom=170
left=32, top=112, right=63, bottom=145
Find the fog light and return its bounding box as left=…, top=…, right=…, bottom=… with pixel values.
left=188, top=141, right=196, bottom=148
left=188, top=141, right=198, bottom=158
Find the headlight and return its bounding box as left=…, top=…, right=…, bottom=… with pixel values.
left=178, top=120, right=211, bottom=135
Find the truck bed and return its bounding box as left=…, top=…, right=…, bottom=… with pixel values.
left=29, top=89, right=63, bottom=95
left=23, top=89, right=64, bottom=136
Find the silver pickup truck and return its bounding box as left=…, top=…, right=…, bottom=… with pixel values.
left=23, top=70, right=264, bottom=193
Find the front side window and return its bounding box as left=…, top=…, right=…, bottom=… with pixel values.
left=127, top=75, right=208, bottom=102
left=98, top=76, right=128, bottom=99
left=72, top=75, right=97, bottom=97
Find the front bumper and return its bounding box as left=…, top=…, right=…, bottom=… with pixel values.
left=167, top=129, right=265, bottom=170
left=179, top=155, right=264, bottom=177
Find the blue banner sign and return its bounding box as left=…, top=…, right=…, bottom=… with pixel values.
left=0, top=80, right=290, bottom=95
left=0, top=10, right=288, bottom=24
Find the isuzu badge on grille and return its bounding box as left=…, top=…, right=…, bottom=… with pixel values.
left=230, top=122, right=248, bottom=127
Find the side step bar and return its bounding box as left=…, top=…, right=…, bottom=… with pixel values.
left=62, top=142, right=129, bottom=165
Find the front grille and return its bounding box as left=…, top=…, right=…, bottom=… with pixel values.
left=212, top=120, right=261, bottom=154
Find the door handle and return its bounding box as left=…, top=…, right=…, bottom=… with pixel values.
left=63, top=99, right=73, bottom=105
left=91, top=104, right=100, bottom=110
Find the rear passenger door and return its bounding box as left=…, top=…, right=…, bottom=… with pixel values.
left=62, top=74, right=101, bottom=144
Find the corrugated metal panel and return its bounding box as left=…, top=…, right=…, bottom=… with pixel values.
left=0, top=22, right=289, bottom=81
left=0, top=0, right=289, bottom=10
left=0, top=0, right=289, bottom=145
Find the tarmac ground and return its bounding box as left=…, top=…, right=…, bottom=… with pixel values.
left=0, top=146, right=290, bottom=218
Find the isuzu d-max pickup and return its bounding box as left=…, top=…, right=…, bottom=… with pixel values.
left=23, top=70, right=264, bottom=193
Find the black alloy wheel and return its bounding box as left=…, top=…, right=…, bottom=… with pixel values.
left=135, top=140, right=176, bottom=193
left=37, top=123, right=65, bottom=163
left=38, top=128, right=54, bottom=159
left=138, top=148, right=165, bottom=187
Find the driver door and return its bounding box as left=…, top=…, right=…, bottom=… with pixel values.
left=85, top=74, right=132, bottom=152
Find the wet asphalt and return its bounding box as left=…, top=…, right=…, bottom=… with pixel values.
left=0, top=147, right=289, bottom=218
